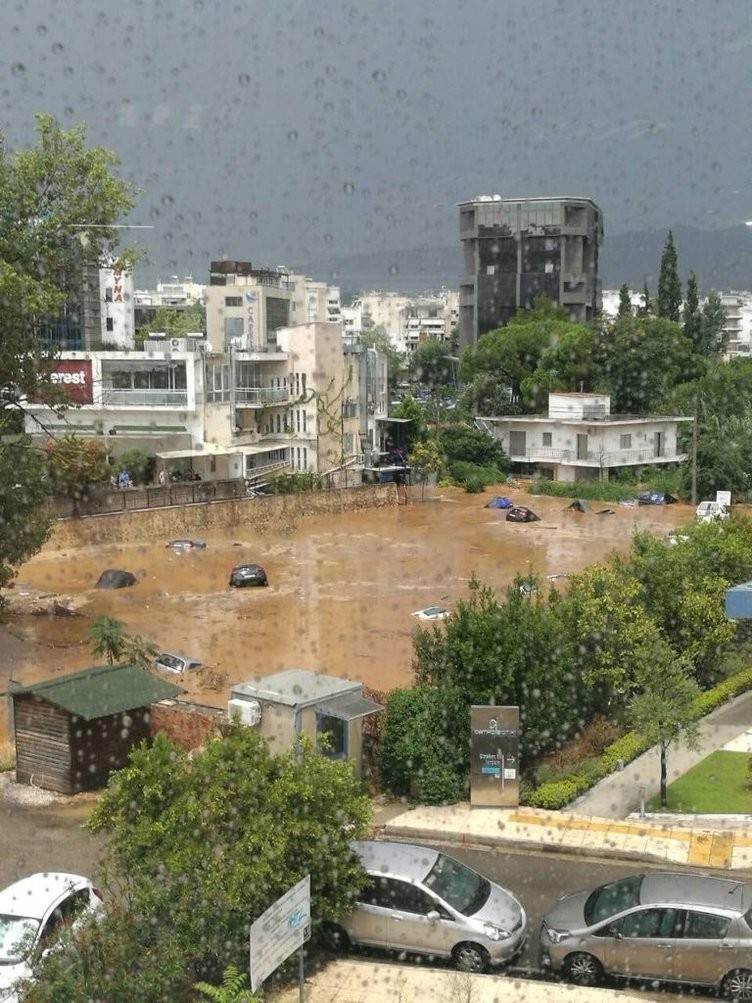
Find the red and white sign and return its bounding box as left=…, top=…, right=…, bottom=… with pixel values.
left=50, top=360, right=93, bottom=404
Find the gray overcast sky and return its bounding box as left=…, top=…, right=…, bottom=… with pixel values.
left=2, top=0, right=751, bottom=281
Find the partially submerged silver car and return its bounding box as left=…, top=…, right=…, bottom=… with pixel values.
left=324, top=840, right=527, bottom=972
left=540, top=872, right=752, bottom=998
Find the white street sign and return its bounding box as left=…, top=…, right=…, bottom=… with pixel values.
left=250, top=874, right=311, bottom=991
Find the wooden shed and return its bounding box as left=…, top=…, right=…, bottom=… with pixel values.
left=12, top=664, right=183, bottom=794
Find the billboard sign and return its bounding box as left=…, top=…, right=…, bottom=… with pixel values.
left=470, top=706, right=520, bottom=808
left=249, top=874, right=310, bottom=991
left=49, top=359, right=93, bottom=404
left=716, top=490, right=732, bottom=507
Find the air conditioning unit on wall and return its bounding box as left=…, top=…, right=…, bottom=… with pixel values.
left=228, top=698, right=262, bottom=727
left=169, top=337, right=187, bottom=352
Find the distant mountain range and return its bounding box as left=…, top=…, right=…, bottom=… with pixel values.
left=296, top=224, right=752, bottom=301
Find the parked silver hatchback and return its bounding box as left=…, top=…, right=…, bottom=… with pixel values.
left=324, top=840, right=527, bottom=972
left=540, top=872, right=752, bottom=999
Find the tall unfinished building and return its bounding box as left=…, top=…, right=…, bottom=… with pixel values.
left=458, top=196, right=603, bottom=350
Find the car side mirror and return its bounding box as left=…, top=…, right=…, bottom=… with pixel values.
left=426, top=910, right=441, bottom=923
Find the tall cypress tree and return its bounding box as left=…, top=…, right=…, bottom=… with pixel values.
left=657, top=230, right=682, bottom=322
left=617, top=283, right=633, bottom=318
left=683, top=271, right=702, bottom=353
left=637, top=280, right=652, bottom=317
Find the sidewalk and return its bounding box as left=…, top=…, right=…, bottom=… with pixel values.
left=268, top=959, right=648, bottom=1002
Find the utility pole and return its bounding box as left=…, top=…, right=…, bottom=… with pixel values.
left=691, top=393, right=698, bottom=506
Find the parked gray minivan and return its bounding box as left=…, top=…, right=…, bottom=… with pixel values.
left=540, top=872, right=752, bottom=998
left=323, top=840, right=527, bottom=972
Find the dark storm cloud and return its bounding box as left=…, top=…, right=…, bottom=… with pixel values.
left=1, top=0, right=750, bottom=278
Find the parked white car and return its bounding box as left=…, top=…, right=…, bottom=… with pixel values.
left=696, top=500, right=729, bottom=523
left=0, top=873, right=103, bottom=1002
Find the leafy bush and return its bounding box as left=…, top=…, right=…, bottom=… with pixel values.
left=114, top=446, right=151, bottom=485
left=439, top=423, right=509, bottom=470
left=265, top=471, right=322, bottom=494
left=379, top=687, right=467, bottom=805
left=527, top=775, right=591, bottom=810
left=447, top=460, right=502, bottom=491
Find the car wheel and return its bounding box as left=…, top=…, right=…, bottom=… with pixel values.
left=723, top=969, right=752, bottom=1000
left=564, top=952, right=604, bottom=987
left=452, top=942, right=489, bottom=973
left=320, top=922, right=350, bottom=954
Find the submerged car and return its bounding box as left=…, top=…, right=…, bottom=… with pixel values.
left=154, top=652, right=202, bottom=674
left=0, top=873, right=103, bottom=1003
left=412, top=605, right=450, bottom=621
left=540, top=871, right=752, bottom=997
left=165, top=539, right=206, bottom=551
left=506, top=505, right=540, bottom=523
left=229, top=563, right=268, bottom=588
left=322, top=840, right=527, bottom=972
left=696, top=500, right=729, bottom=523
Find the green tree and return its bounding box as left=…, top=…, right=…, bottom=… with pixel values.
left=636, top=280, right=652, bottom=317
left=389, top=393, right=427, bottom=443
left=657, top=230, right=682, bottom=322
left=136, top=303, right=206, bottom=345
left=0, top=115, right=137, bottom=576
left=408, top=338, right=456, bottom=389
left=87, top=615, right=127, bottom=664
left=458, top=372, right=521, bottom=417
left=524, top=323, right=599, bottom=397
left=409, top=437, right=443, bottom=500
left=700, top=290, right=727, bottom=357
left=627, top=645, right=701, bottom=808
left=87, top=727, right=371, bottom=984
left=617, top=283, right=633, bottom=318
left=44, top=434, right=110, bottom=511
left=594, top=315, right=697, bottom=413
left=0, top=442, right=53, bottom=591
left=683, top=271, right=702, bottom=353
left=114, top=446, right=151, bottom=485
left=438, top=423, right=508, bottom=470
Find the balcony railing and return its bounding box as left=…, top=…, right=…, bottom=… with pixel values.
left=102, top=389, right=189, bottom=407
left=234, top=387, right=289, bottom=406
left=509, top=445, right=686, bottom=466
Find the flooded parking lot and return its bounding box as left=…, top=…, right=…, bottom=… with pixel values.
left=1, top=487, right=692, bottom=738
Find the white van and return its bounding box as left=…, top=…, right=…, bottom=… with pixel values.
left=696, top=500, right=729, bottom=523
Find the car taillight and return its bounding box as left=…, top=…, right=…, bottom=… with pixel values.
left=92, top=887, right=104, bottom=901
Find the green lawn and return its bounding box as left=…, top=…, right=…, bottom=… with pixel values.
left=647, top=750, right=752, bottom=813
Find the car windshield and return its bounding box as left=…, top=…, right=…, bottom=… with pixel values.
left=424, top=853, right=490, bottom=915
left=0, top=915, right=38, bottom=963
left=584, top=875, right=643, bottom=925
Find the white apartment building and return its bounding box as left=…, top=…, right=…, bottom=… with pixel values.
left=478, top=392, right=691, bottom=483
left=27, top=260, right=384, bottom=486
left=351, top=290, right=458, bottom=354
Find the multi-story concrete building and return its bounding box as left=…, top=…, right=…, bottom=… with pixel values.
left=477, top=392, right=690, bottom=484
left=458, top=195, right=603, bottom=350
left=349, top=290, right=458, bottom=354
left=133, top=275, right=205, bottom=331
left=25, top=259, right=385, bottom=487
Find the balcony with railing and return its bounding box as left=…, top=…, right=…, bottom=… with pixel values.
left=102, top=388, right=189, bottom=407
left=234, top=386, right=289, bottom=407
left=509, top=444, right=687, bottom=466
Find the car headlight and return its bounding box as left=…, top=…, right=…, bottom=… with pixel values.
left=482, top=923, right=511, bottom=941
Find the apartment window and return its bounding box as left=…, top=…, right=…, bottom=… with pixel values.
left=296, top=409, right=301, bottom=432
left=620, top=433, right=632, bottom=449
left=224, top=317, right=244, bottom=340
left=542, top=432, right=552, bottom=446
left=302, top=409, right=307, bottom=433
left=105, top=287, right=113, bottom=303
left=275, top=414, right=281, bottom=433
left=303, top=447, right=307, bottom=468
left=225, top=296, right=242, bottom=307
left=106, top=317, right=114, bottom=332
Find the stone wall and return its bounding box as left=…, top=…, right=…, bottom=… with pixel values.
left=46, top=483, right=396, bottom=549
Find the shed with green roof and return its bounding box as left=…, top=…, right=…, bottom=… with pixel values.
left=12, top=664, right=183, bottom=794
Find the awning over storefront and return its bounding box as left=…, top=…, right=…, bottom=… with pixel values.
left=318, top=692, right=384, bottom=721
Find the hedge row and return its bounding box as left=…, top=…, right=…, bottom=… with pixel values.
left=526, top=665, right=752, bottom=810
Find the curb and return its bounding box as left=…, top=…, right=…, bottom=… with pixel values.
left=380, top=823, right=670, bottom=866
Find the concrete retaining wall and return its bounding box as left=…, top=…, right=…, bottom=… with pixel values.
left=46, top=483, right=396, bottom=550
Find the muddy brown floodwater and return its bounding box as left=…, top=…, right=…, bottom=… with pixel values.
left=1, top=487, right=693, bottom=740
